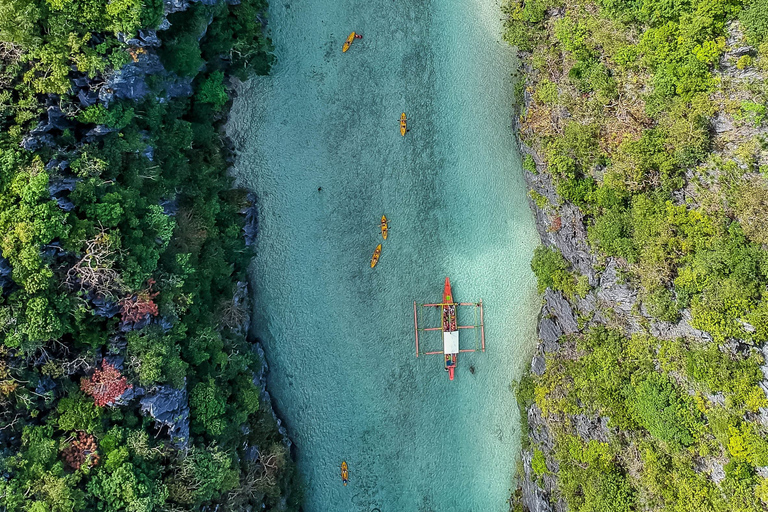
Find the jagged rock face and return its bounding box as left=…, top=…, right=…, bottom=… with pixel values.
left=30, top=106, right=71, bottom=135
left=596, top=259, right=637, bottom=314
left=538, top=318, right=562, bottom=353
left=99, top=53, right=165, bottom=104
left=523, top=163, right=597, bottom=286
left=649, top=308, right=713, bottom=342
left=759, top=344, right=768, bottom=427
left=521, top=450, right=553, bottom=512
left=140, top=385, right=190, bottom=448
left=117, top=29, right=162, bottom=48
left=573, top=414, right=610, bottom=443
left=0, top=257, right=13, bottom=292
left=543, top=289, right=578, bottom=334
left=21, top=133, right=55, bottom=151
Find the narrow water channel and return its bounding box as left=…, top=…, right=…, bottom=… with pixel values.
left=227, top=0, right=541, bottom=509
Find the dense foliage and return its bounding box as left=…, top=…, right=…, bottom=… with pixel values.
left=507, top=0, right=768, bottom=510
left=0, top=0, right=297, bottom=510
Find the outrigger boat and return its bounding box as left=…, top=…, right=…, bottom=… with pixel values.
left=400, top=113, right=407, bottom=136
left=341, top=461, right=349, bottom=486
left=370, top=244, right=382, bottom=268
left=413, top=277, right=485, bottom=380
left=342, top=32, right=355, bottom=52
left=381, top=215, right=388, bottom=240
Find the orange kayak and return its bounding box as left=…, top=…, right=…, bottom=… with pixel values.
left=370, top=244, right=382, bottom=268
left=400, top=113, right=407, bottom=136
left=342, top=32, right=355, bottom=53
left=341, top=461, right=349, bottom=486
left=381, top=215, right=388, bottom=240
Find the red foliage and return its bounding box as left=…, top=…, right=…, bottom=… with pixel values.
left=549, top=215, right=562, bottom=232
left=81, top=360, right=132, bottom=407
left=62, top=431, right=100, bottom=470
left=119, top=278, right=159, bottom=323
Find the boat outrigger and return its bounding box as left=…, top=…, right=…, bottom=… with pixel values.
left=400, top=113, right=407, bottom=136
left=381, top=215, right=388, bottom=240
left=413, top=277, right=485, bottom=380
left=341, top=461, right=349, bottom=486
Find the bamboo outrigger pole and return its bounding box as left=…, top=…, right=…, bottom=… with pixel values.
left=480, top=299, right=485, bottom=352
left=413, top=301, right=419, bottom=357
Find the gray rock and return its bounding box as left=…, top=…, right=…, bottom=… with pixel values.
left=0, top=256, right=12, bottom=291
left=86, top=125, right=116, bottom=138
left=531, top=354, right=546, bottom=376
left=20, top=134, right=55, bottom=152
left=91, top=295, right=120, bottom=318
left=544, top=289, right=578, bottom=334
left=538, top=318, right=562, bottom=352
left=140, top=385, right=190, bottom=448
left=55, top=197, right=75, bottom=211
left=160, top=197, right=178, bottom=216
left=576, top=292, right=597, bottom=314
left=649, top=309, right=712, bottom=341
left=527, top=404, right=554, bottom=452
left=229, top=281, right=251, bottom=336
left=77, top=89, right=99, bottom=108
left=242, top=193, right=258, bottom=246
left=253, top=342, right=293, bottom=450
left=48, top=176, right=79, bottom=196
left=712, top=113, right=734, bottom=133
left=30, top=106, right=70, bottom=135
left=695, top=458, right=726, bottom=484
left=737, top=318, right=756, bottom=333
left=597, top=259, right=636, bottom=314
left=163, top=75, right=194, bottom=98
left=729, top=46, right=756, bottom=58
left=164, top=0, right=190, bottom=14
left=574, top=414, right=610, bottom=443
left=520, top=450, right=553, bottom=512
left=99, top=53, right=165, bottom=105
left=117, top=29, right=162, bottom=47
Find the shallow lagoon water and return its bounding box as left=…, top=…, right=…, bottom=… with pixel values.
left=227, top=0, right=540, bottom=509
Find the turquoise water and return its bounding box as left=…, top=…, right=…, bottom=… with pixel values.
left=226, top=0, right=540, bottom=509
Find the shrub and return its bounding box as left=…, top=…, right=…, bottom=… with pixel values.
left=197, top=71, right=228, bottom=110
left=741, top=0, right=768, bottom=44
left=632, top=373, right=699, bottom=446
left=522, top=153, right=537, bottom=174
left=531, top=245, right=579, bottom=298
left=62, top=432, right=100, bottom=470
left=189, top=378, right=226, bottom=436
left=588, top=207, right=637, bottom=262
left=532, top=448, right=548, bottom=476
left=80, top=361, right=132, bottom=407
left=737, top=54, right=754, bottom=69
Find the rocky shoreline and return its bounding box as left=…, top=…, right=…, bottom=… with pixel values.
left=513, top=72, right=768, bottom=512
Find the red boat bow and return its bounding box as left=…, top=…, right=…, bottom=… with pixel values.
left=443, top=277, right=453, bottom=304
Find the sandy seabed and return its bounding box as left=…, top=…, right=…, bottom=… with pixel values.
left=226, top=0, right=541, bottom=509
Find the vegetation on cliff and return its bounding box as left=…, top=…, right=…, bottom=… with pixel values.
left=507, top=0, right=768, bottom=510
left=0, top=0, right=297, bottom=510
